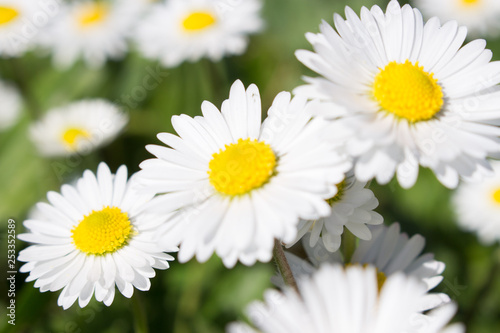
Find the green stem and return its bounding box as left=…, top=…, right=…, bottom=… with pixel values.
left=273, top=239, right=300, bottom=295
left=341, top=229, right=357, bottom=264
left=132, top=293, right=149, bottom=333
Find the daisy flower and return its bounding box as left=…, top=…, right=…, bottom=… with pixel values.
left=133, top=0, right=263, bottom=67
left=17, top=163, right=178, bottom=309
left=289, top=172, right=383, bottom=252
left=228, top=264, right=463, bottom=333
left=40, top=0, right=142, bottom=68
left=0, top=80, right=22, bottom=131
left=413, top=0, right=500, bottom=37
left=0, top=0, right=41, bottom=57
left=285, top=223, right=449, bottom=311
left=137, top=80, right=351, bottom=268
left=29, top=99, right=128, bottom=157
left=452, top=160, right=500, bottom=244
left=295, top=0, right=500, bottom=189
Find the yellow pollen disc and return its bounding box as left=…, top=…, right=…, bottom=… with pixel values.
left=0, top=6, right=19, bottom=26
left=208, top=138, right=277, bottom=196
left=326, top=180, right=346, bottom=206
left=77, top=3, right=108, bottom=27
left=373, top=60, right=444, bottom=123
left=460, top=0, right=480, bottom=6
left=182, top=11, right=216, bottom=31
left=72, top=206, right=132, bottom=255
left=61, top=127, right=91, bottom=150
left=492, top=188, right=500, bottom=204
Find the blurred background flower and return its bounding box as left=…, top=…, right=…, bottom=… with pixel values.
left=29, top=99, right=127, bottom=157
left=0, top=0, right=42, bottom=57
left=0, top=79, right=22, bottom=131
left=39, top=0, right=143, bottom=69
left=133, top=0, right=263, bottom=67
left=1, top=0, right=500, bottom=332
left=452, top=160, right=500, bottom=245
left=413, top=0, right=500, bottom=38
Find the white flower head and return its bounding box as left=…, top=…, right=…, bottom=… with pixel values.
left=0, top=0, right=42, bottom=57
left=289, top=172, right=383, bottom=252
left=137, top=80, right=352, bottom=268
left=452, top=160, right=500, bottom=244
left=40, top=0, right=142, bottom=68
left=134, top=0, right=263, bottom=67
left=29, top=99, right=128, bottom=157
left=280, top=223, right=449, bottom=312
left=295, top=0, right=500, bottom=189
left=414, top=0, right=500, bottom=37
left=0, top=79, right=22, bottom=130
left=18, top=162, right=178, bottom=309
left=228, top=264, right=463, bottom=333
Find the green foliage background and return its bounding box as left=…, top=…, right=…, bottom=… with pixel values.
left=1, top=0, right=500, bottom=332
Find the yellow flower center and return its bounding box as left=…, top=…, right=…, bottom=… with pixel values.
left=77, top=3, right=108, bottom=28
left=460, top=0, right=480, bottom=6
left=0, top=6, right=19, bottom=26
left=326, top=180, right=346, bottom=206
left=373, top=60, right=444, bottom=123
left=492, top=188, right=500, bottom=205
left=71, top=206, right=132, bottom=255
left=208, top=138, right=277, bottom=196
left=61, top=127, right=91, bottom=150
left=182, top=11, right=216, bottom=31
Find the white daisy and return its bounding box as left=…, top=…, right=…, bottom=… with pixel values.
left=295, top=0, right=500, bottom=189
left=0, top=79, right=22, bottom=131
left=452, top=160, right=500, bottom=244
left=29, top=99, right=128, bottom=157
left=285, top=223, right=449, bottom=311
left=413, top=0, right=500, bottom=37
left=133, top=0, right=263, bottom=67
left=228, top=264, right=463, bottom=333
left=289, top=172, right=383, bottom=252
left=137, top=80, right=351, bottom=268
left=17, top=162, right=178, bottom=309
left=0, top=0, right=41, bottom=57
left=40, top=0, right=141, bottom=68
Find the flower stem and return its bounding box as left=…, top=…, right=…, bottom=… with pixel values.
left=342, top=229, right=357, bottom=264
left=273, top=239, right=300, bottom=295
left=132, top=293, right=149, bottom=333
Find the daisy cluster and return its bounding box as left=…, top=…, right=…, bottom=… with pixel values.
left=10, top=0, right=500, bottom=332
left=1, top=0, right=264, bottom=155
left=0, top=0, right=263, bottom=68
